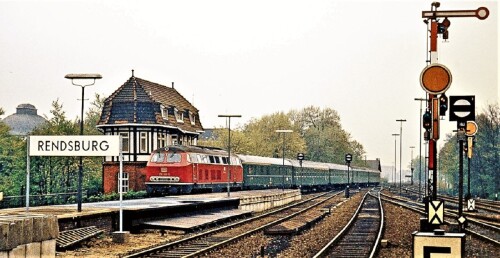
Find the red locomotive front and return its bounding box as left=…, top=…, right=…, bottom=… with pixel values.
left=145, top=146, right=243, bottom=195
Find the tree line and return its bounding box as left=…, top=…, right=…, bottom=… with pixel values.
left=1, top=99, right=368, bottom=204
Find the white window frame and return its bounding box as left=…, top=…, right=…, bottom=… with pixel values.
left=174, top=108, right=184, bottom=123
left=119, top=132, right=129, bottom=152
left=140, top=132, right=148, bottom=153
left=118, top=172, right=129, bottom=193
left=189, top=111, right=196, bottom=125
left=161, top=105, right=170, bottom=120
left=157, top=132, right=167, bottom=148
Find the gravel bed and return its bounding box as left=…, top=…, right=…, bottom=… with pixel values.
left=204, top=191, right=366, bottom=257
left=378, top=197, right=500, bottom=258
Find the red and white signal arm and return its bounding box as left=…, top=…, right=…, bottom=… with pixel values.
left=413, top=231, right=465, bottom=258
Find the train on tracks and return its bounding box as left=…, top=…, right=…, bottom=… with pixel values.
left=145, top=145, right=381, bottom=196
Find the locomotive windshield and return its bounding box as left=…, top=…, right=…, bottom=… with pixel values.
left=150, top=151, right=182, bottom=163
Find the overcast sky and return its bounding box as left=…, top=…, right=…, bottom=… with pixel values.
left=0, top=0, right=497, bottom=179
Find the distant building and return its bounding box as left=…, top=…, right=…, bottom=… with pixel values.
left=364, top=159, right=382, bottom=172
left=97, top=73, right=204, bottom=193
left=1, top=104, right=47, bottom=135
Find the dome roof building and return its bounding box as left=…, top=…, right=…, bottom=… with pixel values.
left=1, top=104, right=47, bottom=135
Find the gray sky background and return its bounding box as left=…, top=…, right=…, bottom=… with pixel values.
left=0, top=0, right=497, bottom=180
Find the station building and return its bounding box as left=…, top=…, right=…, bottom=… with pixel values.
left=97, top=73, right=204, bottom=193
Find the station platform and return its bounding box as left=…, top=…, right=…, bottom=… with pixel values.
left=0, top=189, right=301, bottom=233
left=142, top=209, right=252, bottom=232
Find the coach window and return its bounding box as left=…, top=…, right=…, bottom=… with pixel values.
left=119, top=132, right=129, bottom=152
left=208, top=156, right=215, bottom=163
left=118, top=172, right=129, bottom=193
left=140, top=132, right=148, bottom=152
left=221, top=157, right=228, bottom=164
left=214, top=156, right=221, bottom=164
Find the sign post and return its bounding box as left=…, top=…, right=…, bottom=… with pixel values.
left=465, top=121, right=477, bottom=204
left=449, top=96, right=475, bottom=230
left=345, top=153, right=352, bottom=198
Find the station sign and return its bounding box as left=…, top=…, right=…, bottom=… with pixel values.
left=29, top=135, right=120, bottom=156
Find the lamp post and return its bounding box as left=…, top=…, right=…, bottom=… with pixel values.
left=65, top=73, right=102, bottom=212
left=276, top=129, right=293, bottom=191
left=415, top=97, right=426, bottom=198
left=218, top=115, right=241, bottom=197
left=391, top=133, right=399, bottom=188
left=410, top=146, right=415, bottom=185
left=396, top=119, right=406, bottom=196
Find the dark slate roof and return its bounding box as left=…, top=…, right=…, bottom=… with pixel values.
left=98, top=76, right=203, bottom=133
left=1, top=103, right=47, bottom=136
left=365, top=159, right=382, bottom=172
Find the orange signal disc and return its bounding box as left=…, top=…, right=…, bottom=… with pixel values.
left=420, top=64, right=452, bottom=94
left=466, top=121, right=478, bottom=136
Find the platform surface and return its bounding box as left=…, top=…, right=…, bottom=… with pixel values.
left=0, top=189, right=293, bottom=218
left=142, top=209, right=252, bottom=230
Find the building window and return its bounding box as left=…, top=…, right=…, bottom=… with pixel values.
left=189, top=111, right=196, bottom=125
left=119, top=132, right=129, bottom=152
left=118, top=172, right=129, bottom=193
left=157, top=132, right=167, bottom=148
left=174, top=108, right=184, bottom=123
left=171, top=135, right=178, bottom=145
left=160, top=105, right=167, bottom=119
left=140, top=132, right=147, bottom=152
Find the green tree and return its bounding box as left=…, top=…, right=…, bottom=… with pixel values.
left=289, top=106, right=366, bottom=165
left=438, top=103, right=499, bottom=199
left=242, top=112, right=306, bottom=158
left=0, top=108, right=26, bottom=196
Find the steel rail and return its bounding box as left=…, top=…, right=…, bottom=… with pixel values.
left=313, top=188, right=383, bottom=258
left=123, top=190, right=342, bottom=258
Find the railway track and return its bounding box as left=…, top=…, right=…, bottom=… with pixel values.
left=122, top=190, right=343, bottom=258
left=313, top=188, right=383, bottom=258
left=395, top=185, right=500, bottom=214
left=380, top=192, right=500, bottom=246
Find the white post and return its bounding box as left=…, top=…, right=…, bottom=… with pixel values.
left=119, top=136, right=124, bottom=232
left=26, top=136, right=30, bottom=212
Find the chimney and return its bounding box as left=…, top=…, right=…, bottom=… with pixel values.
left=172, top=82, right=174, bottom=89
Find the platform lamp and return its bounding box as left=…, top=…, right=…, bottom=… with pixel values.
left=218, top=114, right=241, bottom=197
left=391, top=133, right=400, bottom=189
left=409, top=146, right=415, bottom=185
left=276, top=129, right=293, bottom=191
left=396, top=119, right=406, bottom=196
left=65, top=73, right=102, bottom=212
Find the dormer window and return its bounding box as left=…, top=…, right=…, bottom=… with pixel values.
left=174, top=107, right=184, bottom=123
left=189, top=111, right=196, bottom=125
left=160, top=105, right=167, bottom=119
